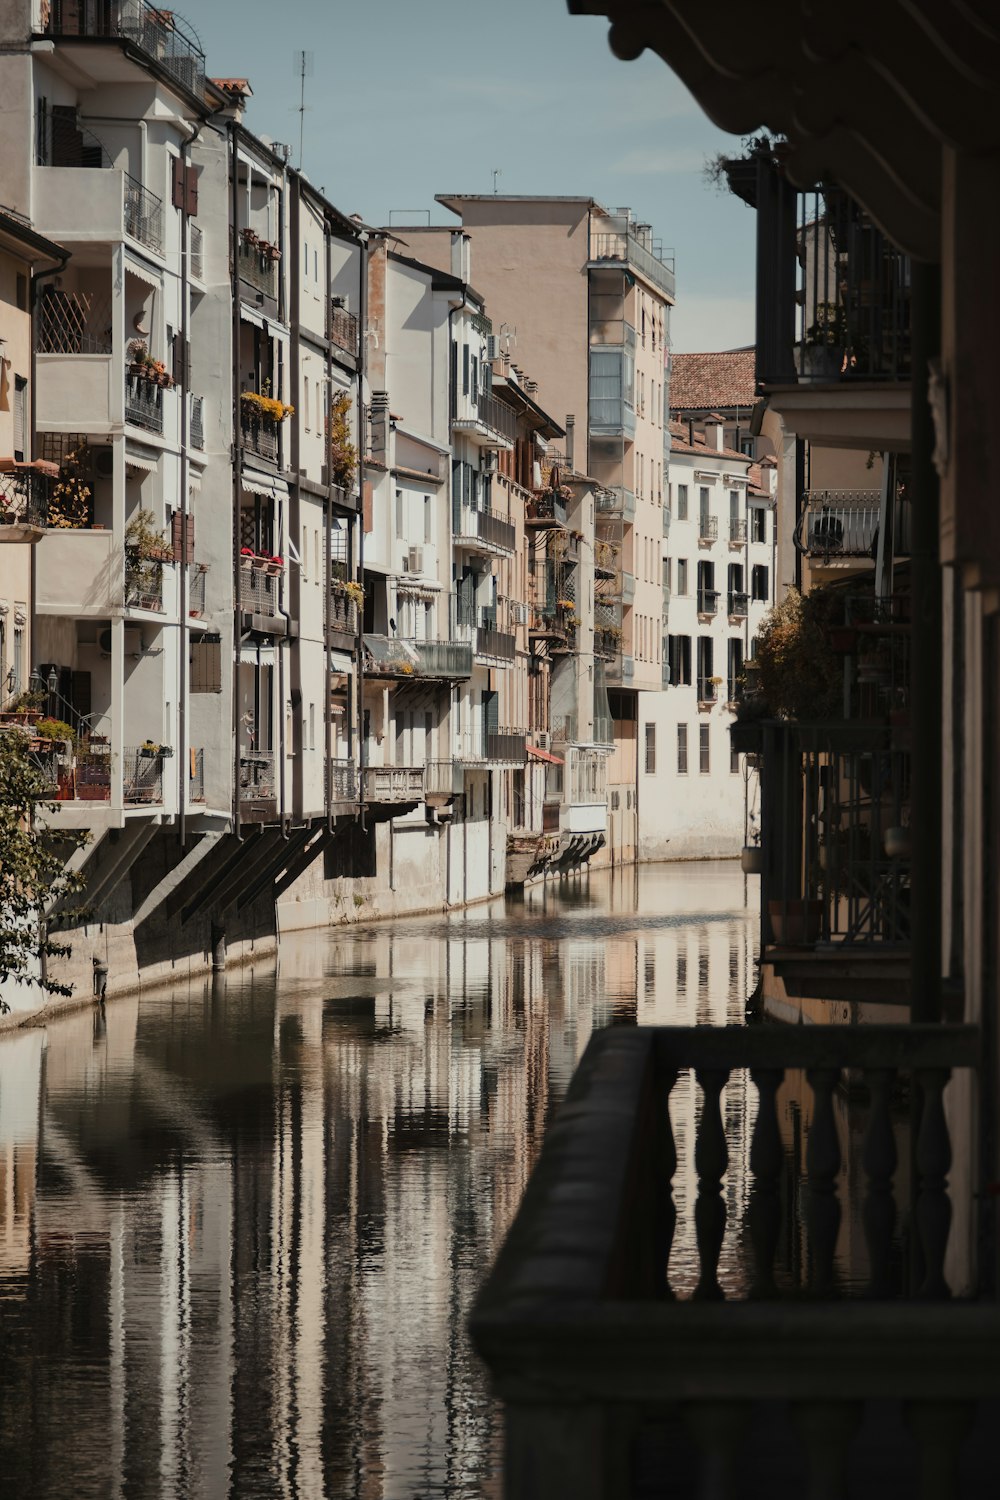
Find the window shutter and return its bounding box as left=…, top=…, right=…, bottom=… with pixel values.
left=172, top=155, right=185, bottom=210
left=190, top=638, right=222, bottom=693
left=171, top=332, right=186, bottom=387
left=184, top=164, right=199, bottom=217
left=171, top=511, right=195, bottom=563
left=462, top=344, right=469, bottom=396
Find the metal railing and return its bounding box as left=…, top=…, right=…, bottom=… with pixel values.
left=187, top=563, right=207, bottom=617
left=426, top=758, right=463, bottom=798
left=526, top=492, right=568, bottom=528
left=190, top=394, right=205, bottom=450
left=125, top=370, right=164, bottom=433
left=594, top=540, right=618, bottom=575
left=329, top=587, right=358, bottom=636
left=476, top=392, right=517, bottom=444
left=237, top=236, right=278, bottom=299
left=45, top=1, right=207, bottom=98
left=697, top=677, right=718, bottom=703
left=595, top=486, right=636, bottom=520
left=124, top=559, right=164, bottom=611
left=123, top=173, right=163, bottom=254
left=594, top=628, right=620, bottom=659
left=589, top=219, right=676, bottom=300
left=699, top=514, right=718, bottom=542
left=326, top=758, right=357, bottom=803
left=240, top=411, right=279, bottom=463
left=410, top=640, right=474, bottom=678
left=0, top=469, right=53, bottom=528
left=697, top=589, right=719, bottom=617
left=454, top=502, right=516, bottom=554
left=74, top=745, right=112, bottom=801
left=123, top=745, right=165, bottom=804
left=239, top=566, right=282, bottom=616
left=728, top=590, right=749, bottom=617
left=473, top=1022, right=982, bottom=1498
left=189, top=747, right=205, bottom=803
left=729, top=517, right=747, bottom=544
left=475, top=624, right=516, bottom=663
left=796, top=489, right=883, bottom=559
left=189, top=223, right=204, bottom=281
left=455, top=729, right=527, bottom=765
left=328, top=304, right=358, bottom=354
left=361, top=765, right=424, bottom=802
left=239, top=749, right=276, bottom=801
left=36, top=287, right=113, bottom=354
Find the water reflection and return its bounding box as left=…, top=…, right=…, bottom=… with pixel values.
left=0, top=862, right=757, bottom=1499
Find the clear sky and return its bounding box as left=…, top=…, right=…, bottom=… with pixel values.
left=192, top=0, right=756, bottom=352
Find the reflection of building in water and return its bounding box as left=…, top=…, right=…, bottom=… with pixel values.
left=0, top=1030, right=44, bottom=1281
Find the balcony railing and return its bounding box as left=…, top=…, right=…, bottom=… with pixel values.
left=475, top=624, right=515, bottom=664
left=455, top=729, right=527, bottom=766
left=189, top=747, right=205, bottom=803
left=454, top=503, right=516, bottom=554
left=795, top=489, right=883, bottom=558
left=729, top=517, right=747, bottom=544
left=36, top=287, right=113, bottom=355
left=190, top=394, right=205, bottom=451
left=595, top=486, right=636, bottom=520
left=594, top=627, right=621, bottom=659
left=187, top=563, right=207, bottom=618
left=45, top=1, right=207, bottom=98
left=476, top=392, right=516, bottom=445
left=410, top=640, right=474, bottom=679
left=526, top=492, right=568, bottom=529
left=239, top=565, right=282, bottom=617
left=327, top=304, right=358, bottom=354
left=241, top=410, right=279, bottom=463
left=426, top=758, right=463, bottom=798
left=122, top=744, right=165, bottom=804
left=189, top=223, right=204, bottom=281
left=125, top=370, right=164, bottom=433
left=329, top=586, right=358, bottom=636
left=699, top=514, right=718, bottom=543
left=326, top=758, right=358, bottom=803
left=124, top=560, right=164, bottom=611
left=697, top=677, right=718, bottom=704
left=0, top=468, right=53, bottom=529
left=760, top=720, right=911, bottom=948
left=589, top=218, right=676, bottom=300
left=239, top=750, right=276, bottom=802
left=473, top=1022, right=983, bottom=1498
left=361, top=765, right=424, bottom=803
left=728, top=590, right=749, bottom=617
left=697, top=589, right=719, bottom=617
left=73, top=745, right=111, bottom=801
left=237, top=236, right=278, bottom=300
left=123, top=173, right=163, bottom=254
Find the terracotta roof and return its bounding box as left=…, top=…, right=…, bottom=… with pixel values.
left=211, top=77, right=253, bottom=97
left=669, top=429, right=750, bottom=464
left=670, top=350, right=756, bottom=412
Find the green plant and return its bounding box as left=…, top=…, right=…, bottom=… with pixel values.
left=753, top=587, right=843, bottom=721
left=342, top=580, right=364, bottom=606
left=35, top=718, right=76, bottom=746
left=9, top=688, right=45, bottom=712
left=241, top=387, right=294, bottom=423
left=804, top=300, right=850, bottom=348
left=0, top=731, right=88, bottom=1006
left=125, top=508, right=169, bottom=561
left=329, top=391, right=358, bottom=490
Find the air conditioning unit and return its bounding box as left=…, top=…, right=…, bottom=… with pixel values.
left=536, top=731, right=551, bottom=751
left=407, top=545, right=424, bottom=574
left=485, top=335, right=498, bottom=360
left=510, top=601, right=528, bottom=625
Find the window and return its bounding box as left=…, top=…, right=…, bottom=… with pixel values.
left=699, top=486, right=713, bottom=537
left=13, top=377, right=26, bottom=462
left=731, top=741, right=741, bottom=774
left=424, top=494, right=432, bottom=543
left=667, top=634, right=691, bottom=686
left=751, top=508, right=767, bottom=543
left=662, top=557, right=671, bottom=590
left=677, top=558, right=688, bottom=596
left=190, top=637, right=222, bottom=692
left=699, top=723, right=711, bottom=774
left=12, top=622, right=24, bottom=698
left=677, top=723, right=688, bottom=774
left=395, top=488, right=404, bottom=539
left=644, top=723, right=656, bottom=774
left=752, top=564, right=770, bottom=601
left=727, top=638, right=744, bottom=704
left=697, top=637, right=715, bottom=700
left=676, top=483, right=688, bottom=521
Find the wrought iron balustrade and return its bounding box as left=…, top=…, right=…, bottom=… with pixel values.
left=697, top=676, right=718, bottom=703
left=125, top=370, right=164, bottom=433
left=361, top=765, right=424, bottom=802
left=45, top=1, right=207, bottom=97
left=327, top=304, right=358, bottom=354
left=729, top=517, right=747, bottom=544
left=475, top=623, right=516, bottom=663
left=455, top=729, right=527, bottom=766
left=526, top=492, right=568, bottom=528
left=0, top=468, right=53, bottom=528
left=728, top=590, right=749, bottom=617
left=124, top=559, right=164, bottom=611
left=455, top=503, right=516, bottom=554
left=472, top=1022, right=984, bottom=1498
left=240, top=410, right=279, bottom=463
left=190, top=394, right=205, bottom=450
left=329, top=587, right=358, bottom=636
left=476, top=391, right=516, bottom=444
left=796, top=489, right=883, bottom=558
left=410, top=639, right=473, bottom=678
left=239, top=749, right=275, bottom=801
left=589, top=219, right=676, bottom=300
left=239, top=565, right=281, bottom=617
left=326, top=758, right=357, bottom=803
left=237, top=236, right=278, bottom=299
left=123, top=744, right=165, bottom=804
left=697, top=589, right=719, bottom=617
left=699, top=514, right=719, bottom=543
left=186, top=563, right=207, bottom=617
left=123, top=173, right=163, bottom=254
left=189, top=224, right=204, bottom=281
left=189, top=746, right=205, bottom=803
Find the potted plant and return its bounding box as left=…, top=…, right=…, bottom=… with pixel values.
left=328, top=392, right=358, bottom=491
left=798, top=301, right=848, bottom=380
left=266, top=554, right=284, bottom=577
left=343, top=580, right=364, bottom=607
left=240, top=546, right=255, bottom=570
left=251, top=551, right=268, bottom=570
left=767, top=897, right=824, bottom=946
left=740, top=833, right=763, bottom=875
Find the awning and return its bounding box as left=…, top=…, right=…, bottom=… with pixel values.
left=241, top=472, right=288, bottom=500
left=238, top=645, right=275, bottom=665
left=124, top=446, right=158, bottom=474
left=124, top=257, right=161, bottom=291
left=240, top=305, right=265, bottom=329
left=528, top=744, right=564, bottom=766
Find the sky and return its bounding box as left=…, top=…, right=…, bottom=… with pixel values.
left=192, top=0, right=756, bottom=353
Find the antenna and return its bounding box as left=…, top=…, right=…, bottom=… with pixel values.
left=294, top=50, right=313, bottom=170
left=493, top=167, right=502, bottom=195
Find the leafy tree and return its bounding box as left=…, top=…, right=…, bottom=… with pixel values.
left=754, top=587, right=843, bottom=722
left=0, top=731, right=87, bottom=1010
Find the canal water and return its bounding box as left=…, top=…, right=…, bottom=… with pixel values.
left=0, top=861, right=757, bottom=1500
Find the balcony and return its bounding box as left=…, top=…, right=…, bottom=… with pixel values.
left=45, top=0, right=206, bottom=95
left=455, top=729, right=527, bottom=767
left=472, top=1022, right=986, bottom=1497
left=697, top=589, right=719, bottom=619
left=697, top=677, right=719, bottom=707
left=594, top=627, right=621, bottom=660
left=0, top=465, right=54, bottom=537
left=594, top=539, right=618, bottom=578
left=529, top=604, right=574, bottom=645
left=125, top=369, right=165, bottom=434
left=122, top=744, right=166, bottom=805
left=453, top=503, right=516, bottom=556
left=239, top=564, right=283, bottom=623
left=729, top=517, right=747, bottom=545
left=187, top=563, right=207, bottom=619
left=189, top=747, right=205, bottom=804
left=238, top=234, right=279, bottom=301
left=239, top=750, right=276, bottom=806
left=361, top=765, right=424, bottom=803
left=588, top=318, right=637, bottom=350
left=123, top=173, right=163, bottom=254
left=796, top=489, right=883, bottom=559
left=329, top=585, right=359, bottom=638
left=240, top=410, right=279, bottom=465
left=410, top=640, right=474, bottom=680
left=327, top=303, right=358, bottom=355
left=453, top=392, right=516, bottom=448
left=698, top=514, right=719, bottom=545
left=426, top=759, right=463, bottom=799
left=595, top=486, right=636, bottom=521
left=326, top=758, right=358, bottom=804
left=589, top=216, right=676, bottom=301
left=526, top=492, right=568, bottom=529
left=589, top=394, right=636, bottom=441
left=124, top=560, right=165, bottom=612
left=663, top=506, right=671, bottom=536
left=728, top=590, right=749, bottom=618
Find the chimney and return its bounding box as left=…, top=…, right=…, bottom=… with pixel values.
left=705, top=414, right=724, bottom=451
left=450, top=231, right=471, bottom=284
left=565, top=415, right=575, bottom=472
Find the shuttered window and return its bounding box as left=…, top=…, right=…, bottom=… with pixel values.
left=190, top=636, right=221, bottom=693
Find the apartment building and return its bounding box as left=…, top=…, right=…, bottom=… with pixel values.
left=642, top=415, right=775, bottom=859
left=393, top=196, right=674, bottom=866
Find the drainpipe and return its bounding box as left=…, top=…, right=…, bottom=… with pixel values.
left=288, top=177, right=303, bottom=824
left=356, top=230, right=368, bottom=828
left=274, top=168, right=291, bottom=832
left=909, top=262, right=942, bottom=1023
left=324, top=218, right=333, bottom=830
left=230, top=123, right=243, bottom=840
left=177, top=116, right=205, bottom=847
left=29, top=251, right=68, bottom=690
